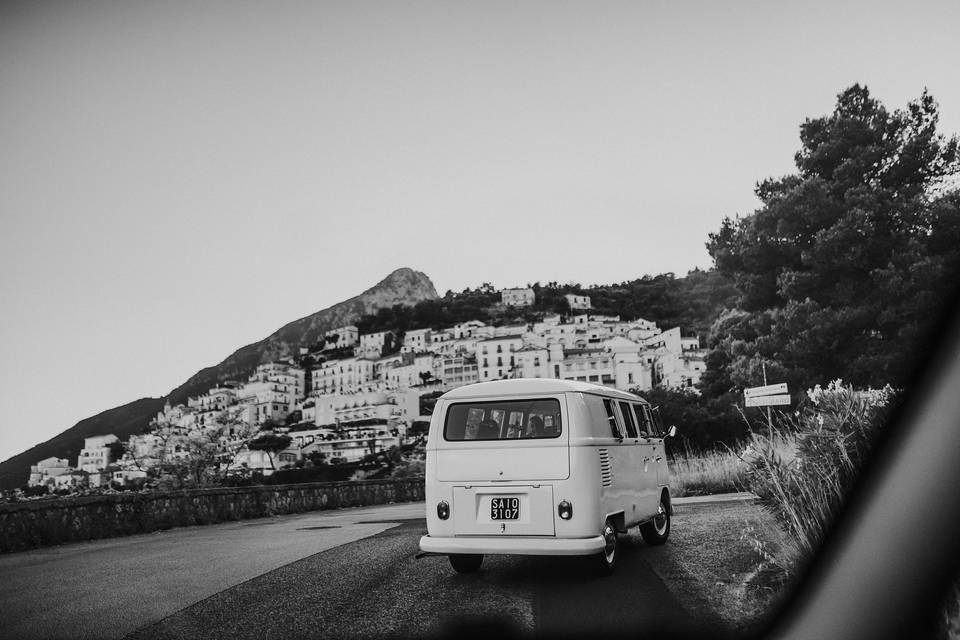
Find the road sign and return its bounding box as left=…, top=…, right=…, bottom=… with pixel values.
left=744, top=383, right=789, bottom=398
left=745, top=394, right=791, bottom=407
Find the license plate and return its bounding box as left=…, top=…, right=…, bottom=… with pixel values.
left=491, top=497, right=520, bottom=520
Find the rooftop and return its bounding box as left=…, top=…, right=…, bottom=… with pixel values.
left=564, top=348, right=606, bottom=356
left=441, top=378, right=644, bottom=401
left=477, top=334, right=525, bottom=343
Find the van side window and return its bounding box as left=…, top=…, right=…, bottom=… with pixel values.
left=602, top=399, right=621, bottom=438
left=617, top=401, right=639, bottom=438
left=650, top=406, right=664, bottom=437
left=642, top=405, right=661, bottom=437
left=633, top=404, right=650, bottom=437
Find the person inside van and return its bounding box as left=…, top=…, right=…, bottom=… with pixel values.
left=477, top=418, right=500, bottom=439
left=528, top=415, right=545, bottom=437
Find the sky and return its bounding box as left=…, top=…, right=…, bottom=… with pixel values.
left=1, top=0, right=959, bottom=463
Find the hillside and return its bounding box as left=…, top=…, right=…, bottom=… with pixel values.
left=357, top=269, right=737, bottom=341
left=0, top=268, right=438, bottom=489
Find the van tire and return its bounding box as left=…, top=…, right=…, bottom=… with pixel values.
left=449, top=554, right=483, bottom=573
left=639, top=494, right=671, bottom=545
left=597, top=519, right=618, bottom=574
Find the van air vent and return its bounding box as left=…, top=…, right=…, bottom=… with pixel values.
left=598, top=448, right=613, bottom=487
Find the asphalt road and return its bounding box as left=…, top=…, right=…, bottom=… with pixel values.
left=0, top=498, right=741, bottom=639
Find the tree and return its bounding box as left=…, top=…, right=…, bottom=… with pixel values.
left=247, top=434, right=293, bottom=470
left=106, top=440, right=125, bottom=463
left=705, top=85, right=960, bottom=393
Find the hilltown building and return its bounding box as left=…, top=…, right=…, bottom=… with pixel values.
left=311, top=356, right=376, bottom=396
left=565, top=294, right=591, bottom=310
left=476, top=334, right=525, bottom=380
left=324, top=325, right=359, bottom=350
left=28, top=307, right=709, bottom=485
left=434, top=354, right=479, bottom=386
left=402, top=328, right=432, bottom=352
left=28, top=457, right=71, bottom=487
left=501, top=288, right=535, bottom=307
left=358, top=330, right=394, bottom=357
left=77, top=434, right=119, bottom=473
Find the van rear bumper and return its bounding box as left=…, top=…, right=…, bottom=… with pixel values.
left=418, top=534, right=605, bottom=556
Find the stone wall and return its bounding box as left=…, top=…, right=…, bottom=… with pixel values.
left=0, top=478, right=425, bottom=554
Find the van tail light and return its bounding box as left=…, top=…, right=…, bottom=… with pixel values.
left=558, top=500, right=573, bottom=520
left=437, top=500, right=450, bottom=520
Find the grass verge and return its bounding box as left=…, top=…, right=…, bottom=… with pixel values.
left=669, top=448, right=747, bottom=497
left=643, top=498, right=794, bottom=634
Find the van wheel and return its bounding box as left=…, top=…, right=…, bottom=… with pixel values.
left=639, top=495, right=671, bottom=545
left=449, top=554, right=483, bottom=573
left=597, top=520, right=618, bottom=574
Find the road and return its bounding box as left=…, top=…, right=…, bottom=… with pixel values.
left=0, top=498, right=744, bottom=639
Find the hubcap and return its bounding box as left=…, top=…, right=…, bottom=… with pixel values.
left=602, top=523, right=617, bottom=563
left=653, top=502, right=668, bottom=536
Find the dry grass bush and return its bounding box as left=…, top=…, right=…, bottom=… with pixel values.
left=741, top=380, right=895, bottom=569
left=669, top=443, right=746, bottom=497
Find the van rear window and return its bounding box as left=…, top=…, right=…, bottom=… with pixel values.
left=444, top=399, right=562, bottom=441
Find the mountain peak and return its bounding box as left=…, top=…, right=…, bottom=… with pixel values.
left=372, top=267, right=437, bottom=297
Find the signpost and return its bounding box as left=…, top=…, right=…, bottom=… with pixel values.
left=744, top=363, right=790, bottom=430
left=743, top=383, right=788, bottom=398
left=745, top=394, right=791, bottom=407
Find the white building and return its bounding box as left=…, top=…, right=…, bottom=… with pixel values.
left=385, top=353, right=434, bottom=389
left=300, top=431, right=401, bottom=465
left=430, top=330, right=453, bottom=348
left=512, top=345, right=550, bottom=378
left=307, top=388, right=402, bottom=427
left=494, top=323, right=528, bottom=337
left=236, top=363, right=305, bottom=425
left=403, top=328, right=432, bottom=352
left=557, top=348, right=616, bottom=386
left=324, top=325, right=359, bottom=350
left=311, top=356, right=376, bottom=395
left=77, top=434, right=119, bottom=473
left=111, top=467, right=148, bottom=485
left=434, top=354, right=479, bottom=387
left=529, top=322, right=587, bottom=349
left=612, top=351, right=653, bottom=391
left=627, top=318, right=661, bottom=341
left=656, top=352, right=707, bottom=391
left=187, top=386, right=237, bottom=412
left=28, top=457, right=71, bottom=487
left=501, top=288, right=535, bottom=307
left=359, top=331, right=394, bottom=357
left=450, top=320, right=486, bottom=339
left=476, top=334, right=525, bottom=380
left=565, top=294, right=592, bottom=310
left=641, top=326, right=683, bottom=352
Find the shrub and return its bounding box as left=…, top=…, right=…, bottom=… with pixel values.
left=742, top=380, right=895, bottom=564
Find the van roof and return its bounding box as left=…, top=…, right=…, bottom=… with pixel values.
left=441, top=378, right=646, bottom=402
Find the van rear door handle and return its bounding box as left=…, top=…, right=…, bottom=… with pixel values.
left=655, top=456, right=663, bottom=462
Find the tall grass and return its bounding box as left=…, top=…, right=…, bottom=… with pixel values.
left=741, top=380, right=895, bottom=567
left=669, top=443, right=746, bottom=497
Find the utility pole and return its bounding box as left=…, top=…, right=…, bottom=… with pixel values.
left=762, top=362, right=773, bottom=433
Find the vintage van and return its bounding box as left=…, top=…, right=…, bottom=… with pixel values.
left=418, top=378, right=676, bottom=574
